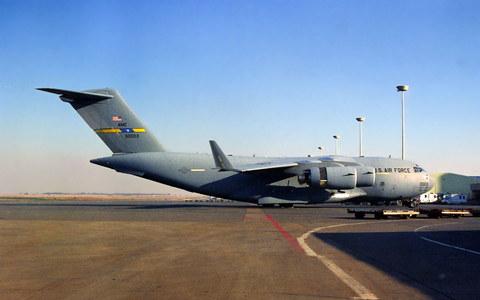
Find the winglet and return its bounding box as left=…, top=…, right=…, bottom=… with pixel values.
left=209, top=140, right=235, bottom=171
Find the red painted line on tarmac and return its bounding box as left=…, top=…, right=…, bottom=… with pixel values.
left=265, top=214, right=305, bottom=253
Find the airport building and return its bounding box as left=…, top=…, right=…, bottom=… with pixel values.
left=429, top=173, right=480, bottom=201
left=472, top=183, right=480, bottom=201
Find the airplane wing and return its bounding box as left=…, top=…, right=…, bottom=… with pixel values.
left=227, top=161, right=300, bottom=172
left=209, top=141, right=363, bottom=173
left=209, top=140, right=298, bottom=172
left=209, top=141, right=376, bottom=191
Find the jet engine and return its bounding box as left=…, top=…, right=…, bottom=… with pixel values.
left=298, top=166, right=375, bottom=189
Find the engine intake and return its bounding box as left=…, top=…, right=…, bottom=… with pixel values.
left=298, top=166, right=375, bottom=189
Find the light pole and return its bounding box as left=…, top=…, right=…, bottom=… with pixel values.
left=318, top=146, right=324, bottom=156
left=333, top=135, right=340, bottom=155
left=356, top=117, right=365, bottom=157
left=396, top=85, right=409, bottom=160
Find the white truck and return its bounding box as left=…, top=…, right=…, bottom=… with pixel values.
left=418, top=193, right=438, bottom=204
left=441, top=193, right=467, bottom=204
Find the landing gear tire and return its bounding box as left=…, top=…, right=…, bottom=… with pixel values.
left=354, top=212, right=365, bottom=219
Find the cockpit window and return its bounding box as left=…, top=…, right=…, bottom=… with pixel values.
left=413, top=165, right=425, bottom=173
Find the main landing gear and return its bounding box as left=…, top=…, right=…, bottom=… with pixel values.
left=261, top=204, right=294, bottom=208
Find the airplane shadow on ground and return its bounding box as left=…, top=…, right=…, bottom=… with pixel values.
left=0, top=201, right=250, bottom=210
left=311, top=229, right=480, bottom=299
left=127, top=202, right=250, bottom=210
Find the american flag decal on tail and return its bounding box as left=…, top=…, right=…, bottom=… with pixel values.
left=112, top=116, right=122, bottom=122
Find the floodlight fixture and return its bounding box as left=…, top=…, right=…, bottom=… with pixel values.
left=318, top=146, right=324, bottom=156
left=396, top=85, right=409, bottom=160
left=333, top=135, right=340, bottom=155
left=356, top=117, right=365, bottom=157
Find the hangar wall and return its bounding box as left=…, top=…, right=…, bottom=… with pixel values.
left=430, top=173, right=479, bottom=200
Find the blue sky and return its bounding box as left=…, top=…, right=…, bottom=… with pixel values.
left=1, top=0, right=479, bottom=194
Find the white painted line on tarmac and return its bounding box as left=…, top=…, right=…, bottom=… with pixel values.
left=415, top=223, right=480, bottom=256
left=298, top=222, right=379, bottom=300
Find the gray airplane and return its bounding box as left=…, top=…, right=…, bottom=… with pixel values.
left=38, top=88, right=434, bottom=208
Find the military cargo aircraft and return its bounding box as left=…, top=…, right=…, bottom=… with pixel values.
left=38, top=88, right=434, bottom=208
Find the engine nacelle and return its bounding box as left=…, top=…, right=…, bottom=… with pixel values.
left=298, top=166, right=375, bottom=189
left=355, top=166, right=376, bottom=187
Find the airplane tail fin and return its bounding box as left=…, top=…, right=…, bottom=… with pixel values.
left=38, top=88, right=166, bottom=154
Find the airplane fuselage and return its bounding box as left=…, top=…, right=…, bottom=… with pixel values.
left=91, top=153, right=434, bottom=205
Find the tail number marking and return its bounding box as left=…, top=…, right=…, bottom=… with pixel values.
left=125, top=134, right=139, bottom=138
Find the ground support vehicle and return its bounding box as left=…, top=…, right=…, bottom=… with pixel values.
left=347, top=208, right=419, bottom=219
left=419, top=208, right=470, bottom=218
left=470, top=208, right=480, bottom=217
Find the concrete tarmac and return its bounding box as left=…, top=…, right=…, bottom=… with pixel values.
left=1, top=200, right=479, bottom=300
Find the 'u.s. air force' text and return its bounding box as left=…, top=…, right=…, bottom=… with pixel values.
left=376, top=166, right=424, bottom=173
left=376, top=167, right=411, bottom=173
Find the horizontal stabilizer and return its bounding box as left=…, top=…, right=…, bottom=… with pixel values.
left=36, top=88, right=113, bottom=102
